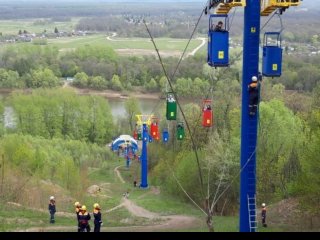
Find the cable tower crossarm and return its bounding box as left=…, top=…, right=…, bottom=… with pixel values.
left=260, top=0, right=302, bottom=16
left=135, top=114, right=154, bottom=126
left=214, top=0, right=246, bottom=14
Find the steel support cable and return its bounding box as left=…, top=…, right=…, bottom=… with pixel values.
left=147, top=1, right=210, bottom=117
left=143, top=11, right=207, bottom=199
left=144, top=2, right=277, bottom=214
left=210, top=147, right=257, bottom=212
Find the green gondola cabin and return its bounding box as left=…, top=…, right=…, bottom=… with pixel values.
left=177, top=122, right=185, bottom=140
left=166, top=92, right=177, bottom=120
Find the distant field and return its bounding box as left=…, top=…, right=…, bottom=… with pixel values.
left=0, top=18, right=79, bottom=35
left=47, top=34, right=205, bottom=57
left=0, top=18, right=206, bottom=57
left=49, top=35, right=202, bottom=50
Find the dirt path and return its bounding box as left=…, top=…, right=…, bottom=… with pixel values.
left=187, top=37, right=206, bottom=57
left=17, top=164, right=200, bottom=232
left=114, top=165, right=126, bottom=183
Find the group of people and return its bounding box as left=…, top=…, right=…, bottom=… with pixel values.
left=74, top=201, right=103, bottom=232
left=47, top=197, right=103, bottom=232
left=48, top=196, right=267, bottom=230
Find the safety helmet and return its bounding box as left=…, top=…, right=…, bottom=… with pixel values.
left=93, top=203, right=100, bottom=209
left=50, top=196, right=55, bottom=200
left=252, top=76, right=258, bottom=82
left=74, top=201, right=80, bottom=207
left=262, top=203, right=266, bottom=207
left=81, top=205, right=87, bottom=211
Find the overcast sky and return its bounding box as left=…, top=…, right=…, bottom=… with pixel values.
left=0, top=0, right=317, bottom=7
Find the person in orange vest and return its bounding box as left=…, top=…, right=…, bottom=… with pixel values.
left=248, top=76, right=260, bottom=116
left=48, top=196, right=56, bottom=224
left=93, top=203, right=103, bottom=232
left=74, top=201, right=82, bottom=232
left=78, top=205, right=91, bottom=232
left=261, top=203, right=267, bottom=227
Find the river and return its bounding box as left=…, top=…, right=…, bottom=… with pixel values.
left=108, top=98, right=160, bottom=119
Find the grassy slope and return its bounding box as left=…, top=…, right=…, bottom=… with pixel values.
left=0, top=155, right=293, bottom=232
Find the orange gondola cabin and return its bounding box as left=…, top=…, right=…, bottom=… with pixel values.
left=150, top=117, right=160, bottom=140
left=202, top=99, right=213, bottom=127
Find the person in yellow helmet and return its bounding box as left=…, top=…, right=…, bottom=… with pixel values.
left=48, top=196, right=56, bottom=224
left=93, top=203, right=103, bottom=232
left=74, top=201, right=82, bottom=232
left=261, top=203, right=267, bottom=227
left=78, top=205, right=91, bottom=232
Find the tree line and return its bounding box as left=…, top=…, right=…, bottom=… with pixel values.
left=1, top=44, right=319, bottom=94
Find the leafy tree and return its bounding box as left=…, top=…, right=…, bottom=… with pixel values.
left=10, top=89, right=114, bottom=144
left=90, top=76, right=108, bottom=89
left=0, top=68, right=24, bottom=88
left=73, top=72, right=89, bottom=88
left=26, top=68, right=61, bottom=88
left=124, top=97, right=141, bottom=132
left=111, top=74, right=123, bottom=91
left=145, top=78, right=158, bottom=92
left=257, top=99, right=303, bottom=200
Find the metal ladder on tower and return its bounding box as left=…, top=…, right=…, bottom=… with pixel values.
left=247, top=194, right=258, bottom=232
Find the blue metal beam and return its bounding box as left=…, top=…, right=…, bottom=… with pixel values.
left=140, top=123, right=148, bottom=188
left=239, top=0, right=261, bottom=232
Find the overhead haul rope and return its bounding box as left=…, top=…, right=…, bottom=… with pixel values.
left=187, top=7, right=281, bottom=210
left=143, top=2, right=280, bottom=214
left=143, top=0, right=210, bottom=202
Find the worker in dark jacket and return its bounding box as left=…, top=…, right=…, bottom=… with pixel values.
left=48, top=196, right=56, bottom=224
left=248, top=76, right=260, bottom=116
left=78, top=205, right=91, bottom=232
left=261, top=203, right=267, bottom=227
left=75, top=201, right=82, bottom=232
left=93, top=203, right=103, bottom=232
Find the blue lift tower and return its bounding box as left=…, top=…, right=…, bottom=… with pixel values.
left=135, top=115, right=154, bottom=189
left=209, top=0, right=301, bottom=232
left=239, top=0, right=261, bottom=232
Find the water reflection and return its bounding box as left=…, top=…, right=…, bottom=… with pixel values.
left=107, top=98, right=160, bottom=119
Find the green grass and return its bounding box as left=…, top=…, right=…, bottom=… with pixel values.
left=127, top=187, right=203, bottom=217
left=0, top=18, right=79, bottom=35
left=47, top=35, right=203, bottom=53
left=0, top=204, right=75, bottom=232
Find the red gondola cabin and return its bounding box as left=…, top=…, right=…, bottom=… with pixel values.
left=202, top=99, right=213, bottom=127
left=133, top=129, right=138, bottom=140
left=150, top=118, right=160, bottom=140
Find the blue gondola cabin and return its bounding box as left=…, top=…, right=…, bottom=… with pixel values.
left=162, top=128, right=169, bottom=143
left=262, top=32, right=283, bottom=77
left=202, top=99, right=213, bottom=127
left=207, top=14, right=229, bottom=67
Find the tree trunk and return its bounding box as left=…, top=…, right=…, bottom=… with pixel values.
left=205, top=198, right=214, bottom=232
left=206, top=215, right=214, bottom=232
